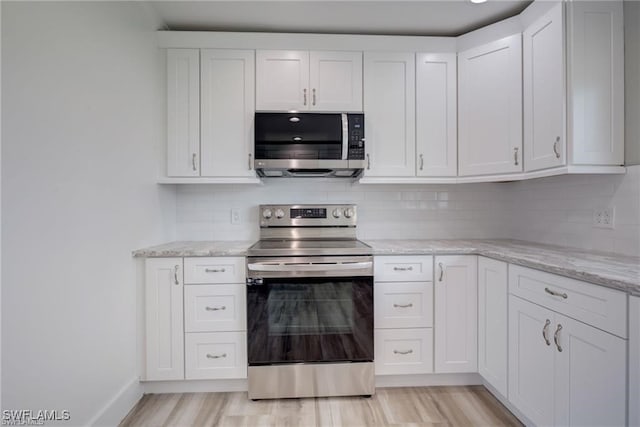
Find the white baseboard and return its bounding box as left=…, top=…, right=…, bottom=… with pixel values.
left=88, top=377, right=143, bottom=427
left=375, top=373, right=482, bottom=388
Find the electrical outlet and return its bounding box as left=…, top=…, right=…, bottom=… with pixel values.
left=231, top=209, right=241, bottom=224
left=593, top=207, right=615, bottom=229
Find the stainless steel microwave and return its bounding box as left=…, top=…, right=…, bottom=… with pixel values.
left=254, top=112, right=365, bottom=178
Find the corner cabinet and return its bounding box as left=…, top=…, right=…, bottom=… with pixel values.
left=477, top=257, right=508, bottom=398
left=255, top=50, right=362, bottom=112
left=145, top=258, right=184, bottom=380
left=166, top=48, right=259, bottom=182
left=434, top=255, right=477, bottom=373
left=458, top=35, right=522, bottom=177
left=363, top=52, right=416, bottom=177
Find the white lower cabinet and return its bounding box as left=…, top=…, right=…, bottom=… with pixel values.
left=477, top=257, right=508, bottom=397
left=145, top=256, right=247, bottom=381
left=185, top=332, right=247, bottom=380
left=145, top=258, right=185, bottom=380
left=630, top=296, right=640, bottom=427
left=374, top=255, right=433, bottom=375
left=375, top=328, right=433, bottom=375
left=509, top=294, right=627, bottom=427
left=434, top=256, right=478, bottom=373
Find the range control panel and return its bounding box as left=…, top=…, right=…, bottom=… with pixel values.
left=259, top=204, right=357, bottom=227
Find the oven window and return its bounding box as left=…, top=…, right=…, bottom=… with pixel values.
left=267, top=282, right=353, bottom=336
left=247, top=277, right=373, bottom=365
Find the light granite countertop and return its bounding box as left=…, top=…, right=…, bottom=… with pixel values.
left=133, top=239, right=640, bottom=296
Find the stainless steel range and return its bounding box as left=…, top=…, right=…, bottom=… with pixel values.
left=246, top=204, right=374, bottom=400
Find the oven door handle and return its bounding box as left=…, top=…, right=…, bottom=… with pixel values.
left=247, top=261, right=372, bottom=272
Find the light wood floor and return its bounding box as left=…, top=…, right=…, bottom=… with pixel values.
left=120, top=386, right=523, bottom=427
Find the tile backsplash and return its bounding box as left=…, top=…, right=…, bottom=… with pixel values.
left=175, top=165, right=640, bottom=257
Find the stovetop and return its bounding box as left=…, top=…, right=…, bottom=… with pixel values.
left=246, top=239, right=373, bottom=257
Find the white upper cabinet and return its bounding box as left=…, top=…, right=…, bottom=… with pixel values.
left=256, top=50, right=362, bottom=112
left=416, top=53, right=457, bottom=177
left=200, top=49, right=255, bottom=178
left=363, top=52, right=416, bottom=177
left=309, top=51, right=363, bottom=111
left=458, top=34, right=523, bottom=176
left=523, top=3, right=566, bottom=172
left=167, top=49, right=200, bottom=177
left=256, top=50, right=309, bottom=111
left=567, top=1, right=624, bottom=165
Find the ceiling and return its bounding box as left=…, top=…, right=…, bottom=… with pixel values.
left=150, top=0, right=533, bottom=37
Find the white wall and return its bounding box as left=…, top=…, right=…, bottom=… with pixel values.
left=1, top=2, right=174, bottom=425
left=175, top=180, right=512, bottom=242
left=507, top=166, right=640, bottom=256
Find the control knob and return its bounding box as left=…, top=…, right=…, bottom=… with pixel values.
left=344, top=208, right=355, bottom=218
left=275, top=208, right=285, bottom=219
left=262, top=209, right=272, bottom=219
left=332, top=208, right=342, bottom=218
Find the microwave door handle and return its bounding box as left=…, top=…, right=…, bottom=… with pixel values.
left=341, top=113, right=349, bottom=160
left=247, top=261, right=372, bottom=272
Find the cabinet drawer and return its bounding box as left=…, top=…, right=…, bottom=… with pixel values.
left=184, top=284, right=246, bottom=332
left=185, top=332, right=247, bottom=380
left=374, top=256, right=433, bottom=282
left=184, top=257, right=245, bottom=284
left=374, top=328, right=433, bottom=375
left=509, top=265, right=627, bottom=338
left=375, top=282, right=433, bottom=329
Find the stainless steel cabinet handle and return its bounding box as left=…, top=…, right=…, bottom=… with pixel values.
left=393, top=349, right=413, bottom=355
left=514, top=147, right=519, bottom=166
left=173, top=265, right=180, bottom=285
left=248, top=153, right=252, bottom=170
left=303, top=88, right=307, bottom=106
left=553, top=137, right=561, bottom=159
left=192, top=153, right=197, bottom=171
left=205, top=268, right=226, bottom=273
left=366, top=154, right=371, bottom=170
left=205, top=306, right=226, bottom=311
left=545, top=287, right=568, bottom=299
left=438, top=262, right=444, bottom=282
left=393, top=266, right=413, bottom=272
left=419, top=154, right=424, bottom=171
left=542, top=319, right=551, bottom=345
left=393, top=303, right=413, bottom=308
left=554, top=324, right=563, bottom=352
left=312, top=88, right=316, bottom=106
left=206, top=353, right=227, bottom=359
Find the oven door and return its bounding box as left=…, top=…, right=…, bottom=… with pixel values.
left=247, top=273, right=373, bottom=366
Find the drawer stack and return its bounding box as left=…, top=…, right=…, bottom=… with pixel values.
left=183, top=257, right=247, bottom=380
left=373, top=255, right=434, bottom=375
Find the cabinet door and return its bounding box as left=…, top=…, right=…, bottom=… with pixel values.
left=477, top=257, right=508, bottom=397
left=145, top=258, right=184, bottom=380
left=167, top=49, right=200, bottom=177
left=568, top=1, right=624, bottom=165
left=309, top=51, right=362, bottom=112
left=200, top=50, right=255, bottom=178
left=524, top=3, right=566, bottom=172
left=363, top=52, right=416, bottom=177
left=508, top=295, right=555, bottom=427
left=256, top=50, right=309, bottom=111
left=416, top=53, right=457, bottom=177
left=554, top=314, right=626, bottom=427
left=458, top=35, right=522, bottom=176
left=434, top=255, right=477, bottom=373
